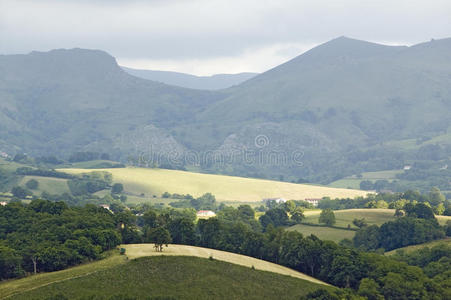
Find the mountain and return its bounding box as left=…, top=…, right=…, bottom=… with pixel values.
left=0, top=48, right=224, bottom=156
left=122, top=66, right=257, bottom=90
left=1, top=37, right=451, bottom=184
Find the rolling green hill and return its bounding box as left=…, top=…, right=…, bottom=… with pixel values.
left=288, top=209, right=451, bottom=243
left=384, top=238, right=451, bottom=255
left=1, top=245, right=331, bottom=300
left=60, top=167, right=369, bottom=202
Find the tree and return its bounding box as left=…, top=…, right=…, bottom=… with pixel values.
left=353, top=225, right=380, bottom=250
left=111, top=183, right=124, bottom=194
left=358, top=278, right=383, bottom=300
left=352, top=218, right=367, bottom=228
left=259, top=208, right=289, bottom=230
left=25, top=179, right=39, bottom=190
left=237, top=205, right=255, bottom=220
left=147, top=227, right=172, bottom=252
left=319, top=209, right=335, bottom=226
left=11, top=186, right=31, bottom=198
left=290, top=207, right=304, bottom=223
left=360, top=180, right=374, bottom=190
left=0, top=245, right=24, bottom=279
left=428, top=187, right=445, bottom=206
left=168, top=217, right=196, bottom=245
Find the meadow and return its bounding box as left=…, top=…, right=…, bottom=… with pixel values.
left=328, top=170, right=403, bottom=189
left=288, top=209, right=451, bottom=243
left=19, top=175, right=70, bottom=195
left=286, top=224, right=355, bottom=243
left=385, top=238, right=451, bottom=255
left=2, top=245, right=331, bottom=300
left=123, top=244, right=327, bottom=284
left=60, top=167, right=369, bottom=202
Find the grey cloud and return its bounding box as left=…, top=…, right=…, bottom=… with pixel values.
left=1, top=0, right=450, bottom=68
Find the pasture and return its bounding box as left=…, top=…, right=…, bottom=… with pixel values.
left=328, top=169, right=403, bottom=189
left=1, top=245, right=331, bottom=300
left=302, top=209, right=399, bottom=228
left=287, top=224, right=355, bottom=243
left=19, top=175, right=70, bottom=195
left=385, top=238, right=451, bottom=255
left=123, top=244, right=327, bottom=285
left=60, top=167, right=369, bottom=202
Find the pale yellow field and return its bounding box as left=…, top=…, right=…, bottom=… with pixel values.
left=60, top=167, right=369, bottom=202
left=123, top=244, right=329, bottom=285
left=19, top=176, right=70, bottom=195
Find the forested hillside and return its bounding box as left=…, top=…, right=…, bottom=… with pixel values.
left=2, top=37, right=451, bottom=185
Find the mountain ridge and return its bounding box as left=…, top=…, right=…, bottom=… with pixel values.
left=1, top=36, right=451, bottom=183
left=121, top=66, right=257, bottom=90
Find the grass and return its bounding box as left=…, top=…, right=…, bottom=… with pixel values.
left=0, top=251, right=126, bottom=299
left=64, top=160, right=123, bottom=169
left=123, top=244, right=327, bottom=285
left=287, top=224, right=355, bottom=243
left=59, top=167, right=369, bottom=202
left=288, top=209, right=451, bottom=243
left=385, top=238, right=451, bottom=255
left=8, top=256, right=331, bottom=300
left=302, top=209, right=399, bottom=228
left=328, top=170, right=404, bottom=189
left=2, top=244, right=331, bottom=300
left=18, top=176, right=69, bottom=196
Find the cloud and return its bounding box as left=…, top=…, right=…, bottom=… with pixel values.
left=1, top=0, right=450, bottom=74
left=118, top=42, right=318, bottom=75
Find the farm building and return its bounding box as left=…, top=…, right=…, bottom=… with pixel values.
left=0, top=201, right=7, bottom=206
left=304, top=198, right=320, bottom=207
left=99, top=204, right=112, bottom=212
left=263, top=197, right=287, bottom=204
left=197, top=210, right=216, bottom=218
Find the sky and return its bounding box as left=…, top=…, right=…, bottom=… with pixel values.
left=1, top=0, right=450, bottom=75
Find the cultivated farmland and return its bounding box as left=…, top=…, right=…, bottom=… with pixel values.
left=60, top=167, right=369, bottom=202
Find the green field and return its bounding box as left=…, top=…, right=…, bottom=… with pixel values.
left=328, top=170, right=404, bottom=189
left=302, top=209, right=399, bottom=228
left=19, top=176, right=70, bottom=195
left=385, top=238, right=451, bottom=255
left=288, top=209, right=451, bottom=243
left=60, top=167, right=369, bottom=202
left=287, top=224, right=355, bottom=243
left=1, top=245, right=330, bottom=300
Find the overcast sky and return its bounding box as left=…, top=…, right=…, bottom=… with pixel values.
left=1, top=0, right=450, bottom=75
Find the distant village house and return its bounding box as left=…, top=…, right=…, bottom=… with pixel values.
left=0, top=201, right=7, bottom=206
left=99, top=204, right=112, bottom=212
left=196, top=210, right=216, bottom=218
left=263, top=197, right=287, bottom=204
left=304, top=198, right=320, bottom=207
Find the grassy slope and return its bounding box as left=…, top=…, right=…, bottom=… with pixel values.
left=60, top=167, right=369, bottom=202
left=328, top=170, right=404, bottom=189
left=288, top=209, right=451, bottom=243
left=123, top=244, right=327, bottom=285
left=19, top=176, right=69, bottom=195
left=9, top=256, right=330, bottom=300
left=385, top=238, right=451, bottom=255
left=287, top=224, right=355, bottom=243
left=2, top=245, right=330, bottom=300
left=0, top=251, right=125, bottom=299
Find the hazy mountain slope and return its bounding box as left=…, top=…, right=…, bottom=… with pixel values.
left=122, top=66, right=257, bottom=90
left=190, top=37, right=451, bottom=152
left=1, top=37, right=451, bottom=184
left=0, top=48, right=225, bottom=156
